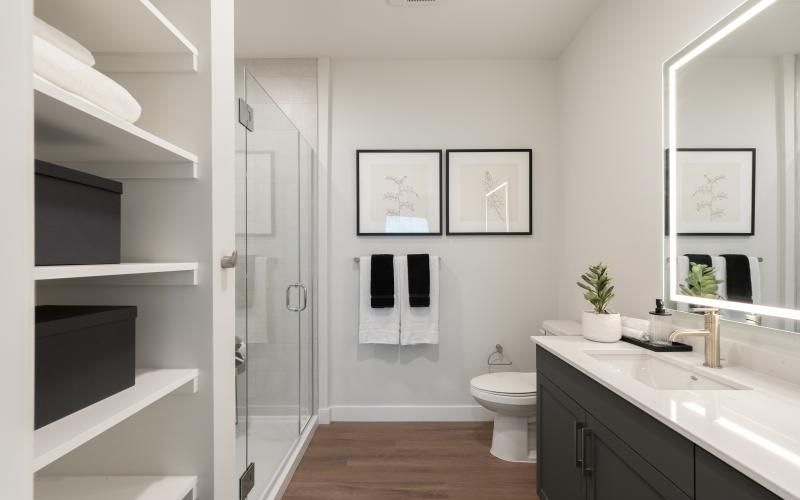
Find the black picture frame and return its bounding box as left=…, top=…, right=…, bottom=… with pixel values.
left=356, top=149, right=443, bottom=236
left=445, top=149, right=533, bottom=236
left=665, top=148, right=756, bottom=236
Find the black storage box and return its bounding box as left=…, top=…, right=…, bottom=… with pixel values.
left=35, top=305, right=137, bottom=429
left=35, top=160, right=122, bottom=266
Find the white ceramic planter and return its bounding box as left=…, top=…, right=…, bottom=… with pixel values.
left=582, top=311, right=622, bottom=343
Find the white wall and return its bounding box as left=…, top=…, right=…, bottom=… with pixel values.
left=556, top=0, right=745, bottom=320
left=327, top=59, right=560, bottom=419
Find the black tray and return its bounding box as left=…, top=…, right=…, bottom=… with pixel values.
left=621, top=336, right=693, bottom=352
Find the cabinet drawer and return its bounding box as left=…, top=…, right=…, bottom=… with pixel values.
left=695, top=448, right=780, bottom=500
left=537, top=347, right=694, bottom=496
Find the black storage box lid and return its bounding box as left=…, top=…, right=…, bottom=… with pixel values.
left=36, top=306, right=138, bottom=339
left=35, top=160, right=123, bottom=194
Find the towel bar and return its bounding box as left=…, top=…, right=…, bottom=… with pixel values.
left=354, top=256, right=441, bottom=266
left=666, top=256, right=763, bottom=263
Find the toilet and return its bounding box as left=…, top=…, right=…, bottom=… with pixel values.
left=471, top=320, right=581, bottom=463
left=471, top=371, right=538, bottom=463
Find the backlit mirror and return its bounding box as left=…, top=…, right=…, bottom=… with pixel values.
left=665, top=0, right=800, bottom=331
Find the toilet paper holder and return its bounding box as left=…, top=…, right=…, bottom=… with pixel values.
left=488, top=344, right=512, bottom=368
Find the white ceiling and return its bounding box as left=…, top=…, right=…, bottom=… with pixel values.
left=234, top=0, right=601, bottom=59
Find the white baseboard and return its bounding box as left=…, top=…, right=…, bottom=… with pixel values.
left=329, top=405, right=494, bottom=422
left=318, top=407, right=331, bottom=424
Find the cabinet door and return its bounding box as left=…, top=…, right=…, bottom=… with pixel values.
left=585, top=415, right=690, bottom=500
left=538, top=374, right=586, bottom=500
left=695, top=448, right=780, bottom=500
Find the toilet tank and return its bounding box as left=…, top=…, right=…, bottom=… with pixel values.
left=540, top=320, right=582, bottom=337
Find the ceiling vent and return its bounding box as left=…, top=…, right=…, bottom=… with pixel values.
left=387, top=0, right=440, bottom=7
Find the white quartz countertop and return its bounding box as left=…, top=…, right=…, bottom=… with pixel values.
left=532, top=335, right=800, bottom=499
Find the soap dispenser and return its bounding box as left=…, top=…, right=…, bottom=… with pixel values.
left=649, top=299, right=673, bottom=345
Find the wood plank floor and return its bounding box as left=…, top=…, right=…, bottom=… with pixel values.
left=282, top=422, right=538, bottom=500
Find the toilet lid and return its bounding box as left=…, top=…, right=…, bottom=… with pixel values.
left=470, top=372, right=537, bottom=395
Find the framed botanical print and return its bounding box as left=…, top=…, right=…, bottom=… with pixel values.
left=356, top=150, right=442, bottom=236
left=671, top=148, right=755, bottom=236
left=446, top=149, right=532, bottom=235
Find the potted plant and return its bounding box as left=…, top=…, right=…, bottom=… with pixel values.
left=577, top=263, right=621, bottom=342
left=679, top=263, right=723, bottom=300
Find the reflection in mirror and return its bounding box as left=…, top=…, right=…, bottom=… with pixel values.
left=665, top=0, right=800, bottom=331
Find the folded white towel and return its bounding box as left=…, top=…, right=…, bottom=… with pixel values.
left=358, top=256, right=400, bottom=344
left=398, top=256, right=440, bottom=345
left=622, top=326, right=648, bottom=341
left=34, top=17, right=95, bottom=67
left=33, top=36, right=142, bottom=123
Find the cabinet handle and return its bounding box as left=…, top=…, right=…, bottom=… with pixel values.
left=582, top=428, right=594, bottom=476
left=574, top=422, right=585, bottom=467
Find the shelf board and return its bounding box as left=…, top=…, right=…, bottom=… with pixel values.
left=35, top=262, right=199, bottom=285
left=34, top=76, right=198, bottom=179
left=34, top=369, right=199, bottom=471
left=35, top=0, right=198, bottom=73
left=36, top=475, right=197, bottom=500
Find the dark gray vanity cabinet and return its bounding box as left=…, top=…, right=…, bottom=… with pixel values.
left=695, top=448, right=779, bottom=500
left=536, top=346, right=779, bottom=500
left=538, top=377, right=586, bottom=500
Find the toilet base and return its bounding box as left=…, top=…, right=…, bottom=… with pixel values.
left=489, top=414, right=537, bottom=463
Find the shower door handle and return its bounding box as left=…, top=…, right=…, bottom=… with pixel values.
left=299, top=284, right=308, bottom=311
left=286, top=284, right=301, bottom=312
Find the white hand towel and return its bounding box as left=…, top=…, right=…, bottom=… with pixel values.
left=33, top=36, right=142, bottom=123
left=748, top=256, right=762, bottom=305
left=711, top=256, right=727, bottom=301
left=358, top=256, right=400, bottom=344
left=399, top=256, right=440, bottom=345
left=34, top=17, right=95, bottom=67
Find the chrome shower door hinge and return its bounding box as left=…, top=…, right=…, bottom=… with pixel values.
left=239, top=462, right=255, bottom=500
left=238, top=98, right=254, bottom=131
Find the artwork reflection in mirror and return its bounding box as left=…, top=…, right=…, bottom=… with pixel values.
left=666, top=0, right=800, bottom=331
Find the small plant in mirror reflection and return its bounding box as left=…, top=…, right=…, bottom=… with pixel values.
left=577, top=263, right=615, bottom=314
left=384, top=176, right=419, bottom=216
left=680, top=263, right=724, bottom=300
left=692, top=174, right=727, bottom=221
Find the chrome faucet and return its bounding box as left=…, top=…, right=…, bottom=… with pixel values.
left=668, top=307, right=722, bottom=368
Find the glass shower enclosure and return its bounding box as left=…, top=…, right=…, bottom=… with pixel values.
left=235, top=68, right=315, bottom=500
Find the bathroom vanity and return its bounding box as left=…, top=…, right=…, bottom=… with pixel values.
left=533, top=336, right=799, bottom=500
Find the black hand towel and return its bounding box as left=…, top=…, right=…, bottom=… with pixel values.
left=370, top=254, right=395, bottom=308
left=407, top=254, right=431, bottom=308
left=721, top=254, right=753, bottom=303
left=684, top=254, right=712, bottom=267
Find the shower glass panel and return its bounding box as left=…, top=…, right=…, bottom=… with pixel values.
left=236, top=68, right=315, bottom=499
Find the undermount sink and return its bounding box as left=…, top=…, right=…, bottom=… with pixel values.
left=586, top=352, right=746, bottom=391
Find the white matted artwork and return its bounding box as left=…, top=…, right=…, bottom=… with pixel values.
left=673, top=149, right=755, bottom=236
left=357, top=150, right=442, bottom=235
left=446, top=149, right=532, bottom=235
left=235, top=150, right=273, bottom=235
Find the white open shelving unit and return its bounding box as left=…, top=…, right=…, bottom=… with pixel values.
left=34, top=76, right=198, bottom=179
left=36, top=475, right=197, bottom=500
left=34, top=369, right=199, bottom=471
left=34, top=0, right=198, bottom=73
left=34, top=262, right=199, bottom=285
left=23, top=0, right=230, bottom=498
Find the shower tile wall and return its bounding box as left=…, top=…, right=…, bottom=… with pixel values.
left=242, top=58, right=318, bottom=149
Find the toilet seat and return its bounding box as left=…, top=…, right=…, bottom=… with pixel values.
left=470, top=372, right=537, bottom=397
